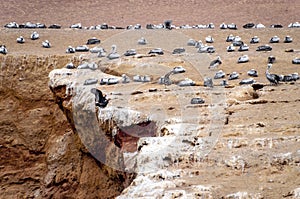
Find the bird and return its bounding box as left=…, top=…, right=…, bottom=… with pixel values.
left=250, top=36, right=260, bottom=44
left=227, top=44, right=235, bottom=52
left=209, top=56, right=222, bottom=69
left=107, top=45, right=120, bottom=60
left=265, top=64, right=280, bottom=85
left=173, top=66, right=186, bottom=74
left=172, top=47, right=185, bottom=54
left=0, top=45, right=8, bottom=55
left=214, top=70, right=225, bottom=79
left=284, top=36, right=293, bottom=43
left=228, top=72, right=239, bottom=80
left=66, top=46, right=75, bottom=53
left=226, top=34, right=235, bottom=42
left=238, top=55, right=249, bottom=63
left=121, top=74, right=130, bottom=83
left=239, top=78, right=255, bottom=85
left=90, top=88, right=110, bottom=108
left=16, top=36, right=25, bottom=44
left=97, top=48, right=106, bottom=57
left=238, top=44, right=249, bottom=51
left=247, top=69, right=258, bottom=77
left=268, top=55, right=276, bottom=64
left=124, top=49, right=137, bottom=56
left=138, top=37, right=147, bottom=45
left=270, top=36, right=280, bottom=43
left=149, top=48, right=164, bottom=55
left=86, top=37, right=100, bottom=45
left=30, top=31, right=39, bottom=40
left=187, top=38, right=197, bottom=46
left=42, top=40, right=51, bottom=48
left=204, top=77, right=213, bottom=87
left=205, top=35, right=214, bottom=43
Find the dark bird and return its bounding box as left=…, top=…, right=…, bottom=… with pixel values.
left=172, top=47, right=185, bottom=54
left=247, top=69, right=258, bottom=77
left=265, top=64, right=280, bottom=85
left=86, top=37, right=100, bottom=45
left=90, top=88, right=110, bottom=108
left=268, top=55, right=276, bottom=64
left=209, top=56, right=222, bottom=69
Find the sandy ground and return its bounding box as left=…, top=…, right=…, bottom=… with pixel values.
left=1, top=0, right=300, bottom=28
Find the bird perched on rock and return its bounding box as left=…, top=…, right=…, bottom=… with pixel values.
left=90, top=88, right=110, bottom=108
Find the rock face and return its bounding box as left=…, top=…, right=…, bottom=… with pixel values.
left=0, top=55, right=130, bottom=198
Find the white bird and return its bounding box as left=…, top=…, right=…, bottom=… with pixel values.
left=17, top=36, right=25, bottom=44
left=107, top=45, right=120, bottom=60
left=138, top=37, right=147, bottom=45
left=42, top=40, right=51, bottom=48
left=30, top=31, right=39, bottom=40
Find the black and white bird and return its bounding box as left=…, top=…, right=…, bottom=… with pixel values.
left=247, top=69, right=258, bottom=77
left=228, top=72, right=239, bottom=80
left=214, top=70, right=225, bottom=79
left=226, top=34, right=235, bottom=42
left=138, top=37, right=147, bottom=45
left=148, top=48, right=164, bottom=55
left=268, top=55, right=276, bottom=64
left=266, top=64, right=280, bottom=85
left=0, top=45, right=7, bottom=55
left=239, top=78, right=255, bottom=85
left=30, top=31, right=39, bottom=40
left=205, top=35, right=214, bottom=43
left=250, top=36, right=260, bottom=44
left=121, top=74, right=130, bottom=83
left=270, top=36, right=280, bottom=43
left=209, top=56, right=222, bottom=69
left=42, top=40, right=51, bottom=48
left=172, top=47, right=185, bottom=54
left=66, top=46, right=75, bottom=53
left=238, top=55, right=249, bottom=63
left=284, top=36, right=293, bottom=43
left=124, top=49, right=137, bottom=56
left=17, top=36, right=25, bottom=44
left=227, top=44, right=235, bottom=52
left=90, top=88, right=110, bottom=108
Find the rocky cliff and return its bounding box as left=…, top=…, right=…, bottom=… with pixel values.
left=0, top=55, right=131, bottom=198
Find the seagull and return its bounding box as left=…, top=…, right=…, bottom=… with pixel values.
left=266, top=64, right=280, bottom=85
left=209, top=56, right=222, bottom=69
left=90, top=88, right=110, bottom=108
